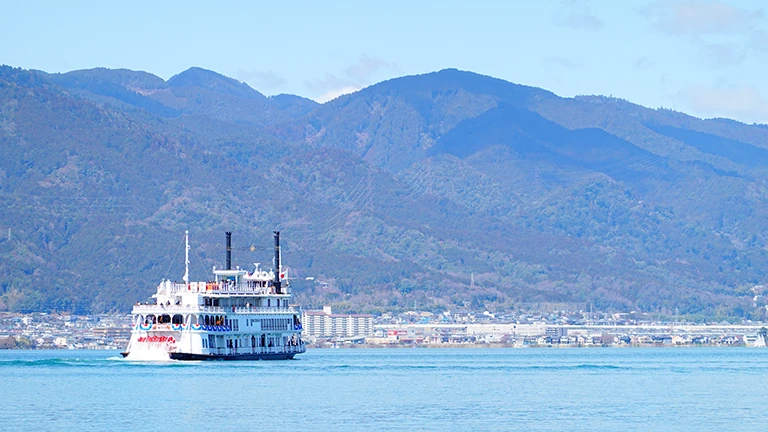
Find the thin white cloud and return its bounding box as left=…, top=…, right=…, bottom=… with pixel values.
left=751, top=30, right=768, bottom=52
left=316, top=86, right=361, bottom=103
left=305, top=73, right=349, bottom=94
left=236, top=69, right=286, bottom=91
left=634, top=56, right=655, bottom=69
left=680, top=84, right=768, bottom=124
left=306, top=55, right=398, bottom=103
left=344, top=54, right=397, bottom=82
left=639, top=1, right=763, bottom=35
left=638, top=1, right=764, bottom=67
left=558, top=13, right=604, bottom=30
left=700, top=43, right=746, bottom=67
left=556, top=0, right=604, bottom=30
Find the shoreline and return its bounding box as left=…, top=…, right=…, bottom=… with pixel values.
left=308, top=343, right=751, bottom=349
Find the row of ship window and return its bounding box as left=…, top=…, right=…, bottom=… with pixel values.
left=202, top=334, right=286, bottom=349
left=204, top=315, right=292, bottom=331
left=140, top=314, right=301, bottom=331
left=139, top=314, right=295, bottom=331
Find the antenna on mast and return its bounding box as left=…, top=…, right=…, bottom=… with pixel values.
left=183, top=230, right=190, bottom=284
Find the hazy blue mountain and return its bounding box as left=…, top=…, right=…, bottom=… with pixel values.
left=45, top=67, right=319, bottom=127
left=2, top=64, right=768, bottom=319
left=167, top=67, right=264, bottom=99
left=271, top=69, right=557, bottom=172
left=44, top=68, right=179, bottom=117
left=644, top=122, right=768, bottom=168
left=269, top=94, right=319, bottom=117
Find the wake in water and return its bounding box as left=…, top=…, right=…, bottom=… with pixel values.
left=124, top=348, right=172, bottom=362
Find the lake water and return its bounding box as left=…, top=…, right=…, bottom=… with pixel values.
left=2, top=348, right=767, bottom=431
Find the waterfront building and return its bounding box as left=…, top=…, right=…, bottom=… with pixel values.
left=302, top=306, right=373, bottom=339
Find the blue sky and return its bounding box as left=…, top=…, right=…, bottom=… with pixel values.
left=2, top=0, right=768, bottom=123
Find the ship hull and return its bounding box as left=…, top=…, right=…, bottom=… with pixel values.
left=169, top=352, right=298, bottom=361
left=121, top=350, right=301, bottom=360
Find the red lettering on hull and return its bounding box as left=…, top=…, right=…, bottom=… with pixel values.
left=137, top=335, right=176, bottom=344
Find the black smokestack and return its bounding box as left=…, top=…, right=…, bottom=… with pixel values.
left=226, top=231, right=232, bottom=270
left=273, top=230, right=281, bottom=294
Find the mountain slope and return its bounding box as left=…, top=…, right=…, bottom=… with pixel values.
left=2, top=65, right=768, bottom=318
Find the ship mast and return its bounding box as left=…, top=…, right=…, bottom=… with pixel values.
left=274, top=230, right=282, bottom=294
left=183, top=230, right=190, bottom=284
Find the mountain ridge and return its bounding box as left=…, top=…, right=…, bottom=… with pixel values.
left=1, top=64, right=767, bottom=319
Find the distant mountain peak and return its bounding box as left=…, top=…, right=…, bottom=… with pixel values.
left=54, top=67, right=168, bottom=91
left=269, top=94, right=318, bottom=108
left=1, top=65, right=50, bottom=88
left=346, top=67, right=556, bottom=105
left=168, top=67, right=266, bottom=100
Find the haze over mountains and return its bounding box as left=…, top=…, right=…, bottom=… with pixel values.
left=2, top=64, right=768, bottom=318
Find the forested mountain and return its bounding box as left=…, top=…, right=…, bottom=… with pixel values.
left=2, top=64, right=768, bottom=318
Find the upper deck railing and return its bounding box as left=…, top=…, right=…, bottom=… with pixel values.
left=164, top=281, right=290, bottom=296
left=131, top=304, right=299, bottom=315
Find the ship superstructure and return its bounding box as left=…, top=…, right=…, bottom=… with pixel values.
left=122, top=231, right=305, bottom=360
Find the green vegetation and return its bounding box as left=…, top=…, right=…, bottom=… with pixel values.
left=2, top=65, right=768, bottom=317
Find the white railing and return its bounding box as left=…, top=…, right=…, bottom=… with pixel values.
left=131, top=304, right=199, bottom=314
left=166, top=282, right=290, bottom=295
left=200, top=306, right=298, bottom=314
left=207, top=345, right=306, bottom=356
left=131, top=304, right=298, bottom=315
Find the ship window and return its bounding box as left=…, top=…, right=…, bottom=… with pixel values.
left=172, top=314, right=183, bottom=324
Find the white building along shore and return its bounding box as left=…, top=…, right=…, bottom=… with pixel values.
left=302, top=306, right=373, bottom=340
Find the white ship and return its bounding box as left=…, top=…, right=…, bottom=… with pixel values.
left=122, top=231, right=305, bottom=360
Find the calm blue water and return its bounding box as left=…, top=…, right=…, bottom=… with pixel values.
left=1, top=348, right=768, bottom=431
